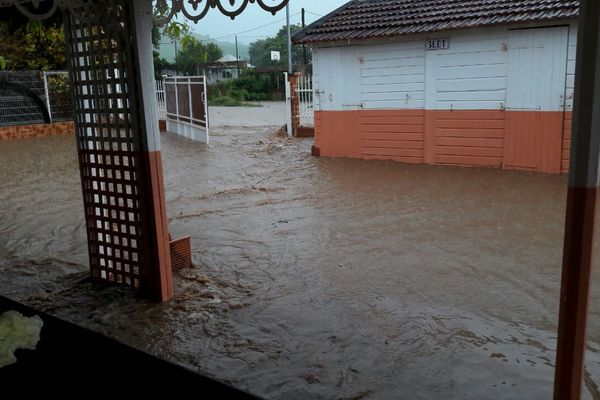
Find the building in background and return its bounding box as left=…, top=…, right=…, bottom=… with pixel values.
left=294, top=0, right=578, bottom=174
left=198, top=55, right=250, bottom=84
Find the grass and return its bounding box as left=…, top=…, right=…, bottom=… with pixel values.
left=209, top=96, right=263, bottom=107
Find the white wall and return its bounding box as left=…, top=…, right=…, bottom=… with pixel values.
left=361, top=40, right=425, bottom=109
left=313, top=46, right=361, bottom=111
left=506, top=26, right=569, bottom=112
left=313, top=22, right=577, bottom=112
left=565, top=23, right=578, bottom=111
left=428, top=30, right=507, bottom=110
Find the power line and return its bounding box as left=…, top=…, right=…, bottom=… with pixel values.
left=208, top=12, right=301, bottom=41
left=304, top=10, right=323, bottom=18
left=158, top=10, right=306, bottom=46
left=236, top=35, right=272, bottom=38
left=204, top=34, right=272, bottom=39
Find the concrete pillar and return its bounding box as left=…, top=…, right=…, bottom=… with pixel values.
left=131, top=0, right=173, bottom=301
left=289, top=73, right=301, bottom=137
left=554, top=0, right=600, bottom=397
left=63, top=0, right=172, bottom=301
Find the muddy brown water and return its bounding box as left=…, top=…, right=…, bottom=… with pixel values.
left=1, top=112, right=599, bottom=398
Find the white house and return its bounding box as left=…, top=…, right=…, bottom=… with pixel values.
left=200, top=55, right=249, bottom=84
left=294, top=0, right=579, bottom=174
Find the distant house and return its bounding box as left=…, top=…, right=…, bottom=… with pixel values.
left=198, top=55, right=250, bottom=84
left=294, top=0, right=579, bottom=174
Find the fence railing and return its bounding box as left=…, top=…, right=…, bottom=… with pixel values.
left=0, top=70, right=73, bottom=127
left=156, top=78, right=166, bottom=121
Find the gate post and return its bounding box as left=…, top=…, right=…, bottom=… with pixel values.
left=284, top=72, right=292, bottom=137
left=554, top=0, right=600, bottom=397
left=64, top=0, right=173, bottom=301
left=289, top=73, right=301, bottom=137
left=131, top=0, right=173, bottom=301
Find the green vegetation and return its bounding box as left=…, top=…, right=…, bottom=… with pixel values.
left=152, top=18, right=189, bottom=79
left=0, top=19, right=66, bottom=71
left=209, top=95, right=261, bottom=107
left=208, top=69, right=281, bottom=106
left=177, top=36, right=223, bottom=75
left=158, top=33, right=250, bottom=64
left=249, top=24, right=311, bottom=67
left=0, top=7, right=187, bottom=77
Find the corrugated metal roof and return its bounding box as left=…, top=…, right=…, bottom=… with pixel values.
left=293, top=0, right=579, bottom=44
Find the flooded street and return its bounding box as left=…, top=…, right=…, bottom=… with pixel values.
left=1, top=102, right=599, bottom=399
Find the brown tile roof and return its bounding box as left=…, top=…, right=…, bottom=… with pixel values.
left=293, top=0, right=579, bottom=44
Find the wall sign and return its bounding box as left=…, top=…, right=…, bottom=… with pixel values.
left=426, top=38, right=449, bottom=50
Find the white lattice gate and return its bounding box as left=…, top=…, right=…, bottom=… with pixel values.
left=297, top=75, right=314, bottom=128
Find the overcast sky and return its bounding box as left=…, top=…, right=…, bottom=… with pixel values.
left=184, top=0, right=350, bottom=44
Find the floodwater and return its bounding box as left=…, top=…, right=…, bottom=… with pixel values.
left=1, top=102, right=600, bottom=399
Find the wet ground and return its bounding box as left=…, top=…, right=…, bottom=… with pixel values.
left=1, top=102, right=599, bottom=399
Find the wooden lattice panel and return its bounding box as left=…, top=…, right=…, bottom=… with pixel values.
left=63, top=1, right=156, bottom=291
left=170, top=236, right=192, bottom=272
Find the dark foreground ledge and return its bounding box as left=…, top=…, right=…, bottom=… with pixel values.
left=0, top=295, right=261, bottom=398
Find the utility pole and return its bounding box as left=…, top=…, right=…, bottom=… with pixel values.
left=235, top=35, right=240, bottom=78
left=286, top=4, right=292, bottom=74
left=173, top=39, right=179, bottom=75
left=302, top=8, right=307, bottom=66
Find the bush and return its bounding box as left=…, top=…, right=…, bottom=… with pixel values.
left=228, top=69, right=271, bottom=101
left=207, top=69, right=276, bottom=104
left=207, top=81, right=228, bottom=99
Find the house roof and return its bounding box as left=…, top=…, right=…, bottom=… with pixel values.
left=218, top=55, right=241, bottom=62
left=293, top=0, right=579, bottom=45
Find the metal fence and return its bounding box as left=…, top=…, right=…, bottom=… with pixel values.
left=0, top=70, right=73, bottom=127
left=156, top=78, right=166, bottom=120
left=164, top=75, right=209, bottom=143
left=43, top=71, right=72, bottom=122
left=297, top=75, right=314, bottom=127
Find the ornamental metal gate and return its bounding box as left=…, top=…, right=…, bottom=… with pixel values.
left=285, top=73, right=315, bottom=137
left=297, top=74, right=314, bottom=128
left=164, top=76, right=209, bottom=143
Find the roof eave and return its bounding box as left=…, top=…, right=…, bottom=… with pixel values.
left=292, top=0, right=359, bottom=45
left=296, top=15, right=578, bottom=45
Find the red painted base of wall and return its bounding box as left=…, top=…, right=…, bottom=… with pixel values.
left=296, top=126, right=315, bottom=137
left=0, top=121, right=75, bottom=140
left=146, top=150, right=173, bottom=301
left=314, top=110, right=572, bottom=174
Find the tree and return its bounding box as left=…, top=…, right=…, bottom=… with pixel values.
left=177, top=36, right=222, bottom=75
left=151, top=10, right=189, bottom=78
left=0, top=19, right=66, bottom=70
left=0, top=6, right=187, bottom=78
left=249, top=24, right=310, bottom=68
left=153, top=50, right=170, bottom=79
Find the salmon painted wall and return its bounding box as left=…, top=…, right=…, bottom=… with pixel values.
left=312, top=22, right=577, bottom=174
